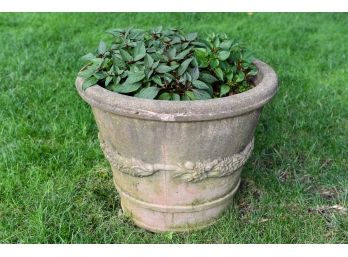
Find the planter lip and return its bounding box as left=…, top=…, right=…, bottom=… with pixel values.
left=76, top=59, right=278, bottom=121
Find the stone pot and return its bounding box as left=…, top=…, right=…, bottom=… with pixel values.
left=76, top=59, right=278, bottom=232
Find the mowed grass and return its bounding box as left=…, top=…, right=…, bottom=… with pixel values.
left=0, top=13, right=347, bottom=243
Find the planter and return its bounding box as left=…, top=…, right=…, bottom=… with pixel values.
left=76, top=59, right=278, bottom=232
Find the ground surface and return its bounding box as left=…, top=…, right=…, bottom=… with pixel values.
left=0, top=13, right=347, bottom=243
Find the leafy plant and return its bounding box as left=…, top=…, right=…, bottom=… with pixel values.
left=195, top=33, right=258, bottom=97
left=78, top=27, right=257, bottom=100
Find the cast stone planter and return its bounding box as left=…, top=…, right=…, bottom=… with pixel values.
left=76, top=59, right=278, bottom=232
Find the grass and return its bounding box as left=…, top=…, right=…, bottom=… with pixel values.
left=0, top=13, right=347, bottom=243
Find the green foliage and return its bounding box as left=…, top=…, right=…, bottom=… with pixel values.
left=195, top=33, right=258, bottom=96
left=78, top=28, right=258, bottom=100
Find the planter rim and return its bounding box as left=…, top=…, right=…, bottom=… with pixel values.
left=76, top=59, right=278, bottom=121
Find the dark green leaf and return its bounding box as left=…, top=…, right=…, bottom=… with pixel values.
left=112, top=55, right=126, bottom=69
left=213, top=36, right=220, bottom=48
left=119, top=49, right=133, bottom=62
left=191, top=41, right=208, bottom=47
left=206, top=84, right=214, bottom=96
left=93, top=71, right=107, bottom=80
left=171, top=36, right=181, bottom=44
left=191, top=57, right=198, bottom=67
left=226, top=72, right=234, bottom=81
left=201, top=39, right=213, bottom=49
left=113, top=83, right=141, bottom=93
left=116, top=68, right=124, bottom=76
left=192, top=80, right=210, bottom=90
left=169, top=61, right=179, bottom=67
left=98, top=41, right=107, bottom=55
left=158, top=92, right=171, bottom=100
left=184, top=72, right=192, bottom=82
left=171, top=93, right=180, bottom=101
left=191, top=67, right=199, bottom=81
left=192, top=89, right=212, bottom=100
left=152, top=61, right=160, bottom=69
left=144, top=54, right=154, bottom=68
left=146, top=69, right=154, bottom=79
left=136, top=87, right=160, bottom=99
left=90, top=58, right=104, bottom=67
left=175, top=48, right=192, bottom=60
left=184, top=91, right=196, bottom=100
left=214, top=68, right=224, bottom=80
left=181, top=94, right=190, bottom=101
left=167, top=47, right=176, bottom=60
left=154, top=53, right=169, bottom=62
left=179, top=74, right=187, bottom=84
left=178, top=58, right=193, bottom=76
left=152, top=75, right=163, bottom=86
left=199, top=72, right=218, bottom=84
left=185, top=32, right=197, bottom=41
left=210, top=59, right=219, bottom=68
left=218, top=51, right=230, bottom=61
left=101, top=57, right=112, bottom=69
left=220, top=84, right=230, bottom=97
left=124, top=27, right=132, bottom=38
left=105, top=76, right=113, bottom=87
left=163, top=73, right=174, bottom=83
left=155, top=64, right=176, bottom=73
left=113, top=76, right=121, bottom=86
left=129, top=64, right=140, bottom=72
left=236, top=72, right=245, bottom=82
left=242, top=62, right=251, bottom=69
left=82, top=77, right=98, bottom=90
left=196, top=59, right=209, bottom=68
left=181, top=42, right=189, bottom=49
left=124, top=71, right=145, bottom=84
left=220, top=40, right=233, bottom=50
left=133, top=42, right=146, bottom=61
left=247, top=69, right=258, bottom=76
left=194, top=47, right=207, bottom=56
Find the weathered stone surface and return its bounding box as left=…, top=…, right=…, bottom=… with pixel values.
left=76, top=59, right=278, bottom=232
left=99, top=132, right=254, bottom=182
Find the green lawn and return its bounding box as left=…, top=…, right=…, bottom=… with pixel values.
left=0, top=13, right=347, bottom=243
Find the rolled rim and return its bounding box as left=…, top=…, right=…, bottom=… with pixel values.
left=76, top=59, right=278, bottom=122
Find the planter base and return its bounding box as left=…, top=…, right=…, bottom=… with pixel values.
left=127, top=210, right=221, bottom=233
left=115, top=176, right=241, bottom=232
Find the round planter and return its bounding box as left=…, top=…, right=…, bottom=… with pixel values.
left=76, top=59, right=278, bottom=232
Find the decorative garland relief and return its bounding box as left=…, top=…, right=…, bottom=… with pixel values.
left=99, top=133, right=254, bottom=182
